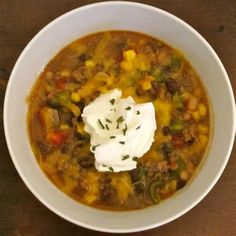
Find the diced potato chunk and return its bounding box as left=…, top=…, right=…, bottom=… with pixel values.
left=84, top=172, right=100, bottom=204
left=198, top=124, right=208, bottom=134
left=120, top=60, right=133, bottom=71
left=154, top=99, right=172, bottom=126
left=199, top=134, right=208, bottom=145
left=138, top=76, right=154, bottom=91
left=198, top=103, right=207, bottom=116
left=38, top=107, right=60, bottom=130
left=111, top=173, right=133, bottom=203
left=191, top=111, right=200, bottom=121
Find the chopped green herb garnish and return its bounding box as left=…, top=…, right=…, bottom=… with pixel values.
left=110, top=136, right=116, bottom=139
left=117, top=116, right=124, bottom=123
left=122, top=124, right=128, bottom=136
left=136, top=125, right=141, bottom=130
left=110, top=98, right=115, bottom=105
left=133, top=157, right=138, bottom=161
left=116, top=116, right=125, bottom=129
left=105, top=124, right=110, bottom=130
left=170, top=55, right=181, bottom=70
left=136, top=110, right=140, bottom=115
left=103, top=164, right=107, bottom=167
left=122, top=155, right=130, bottom=160
left=98, top=119, right=105, bottom=129
left=92, top=144, right=100, bottom=151
left=125, top=106, right=131, bottom=110
left=119, top=141, right=125, bottom=145
left=105, top=118, right=112, bottom=123
left=109, top=167, right=114, bottom=172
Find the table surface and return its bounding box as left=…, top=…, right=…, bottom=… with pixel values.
left=0, top=0, right=235, bottom=235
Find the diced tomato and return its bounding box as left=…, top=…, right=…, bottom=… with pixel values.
left=46, top=130, right=68, bottom=146
left=55, top=79, right=67, bottom=90
left=171, top=134, right=185, bottom=148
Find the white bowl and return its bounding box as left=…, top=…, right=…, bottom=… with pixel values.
left=4, top=1, right=236, bottom=233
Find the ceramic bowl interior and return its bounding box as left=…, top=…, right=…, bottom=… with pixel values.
left=4, top=1, right=236, bottom=233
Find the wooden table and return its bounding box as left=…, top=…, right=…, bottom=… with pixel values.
left=0, top=0, right=235, bottom=235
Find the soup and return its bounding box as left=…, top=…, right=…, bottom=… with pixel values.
left=28, top=31, right=210, bottom=211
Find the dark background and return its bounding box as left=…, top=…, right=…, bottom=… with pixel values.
left=0, top=1, right=235, bottom=235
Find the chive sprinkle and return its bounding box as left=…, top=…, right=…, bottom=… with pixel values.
left=105, top=124, right=110, bottom=130
left=103, top=164, right=107, bottom=167
left=122, top=124, right=128, bottom=136
left=110, top=136, right=116, bottom=139
left=136, top=125, right=141, bottom=130
left=133, top=157, right=138, bottom=161
left=125, top=106, right=131, bottom=110
left=119, top=141, right=125, bottom=145
left=92, top=144, right=100, bottom=151
left=122, top=155, right=130, bottom=160
left=110, top=98, right=115, bottom=105
left=136, top=110, right=140, bottom=115
left=116, top=116, right=124, bottom=123
left=105, top=118, right=112, bottom=123
left=109, top=166, right=114, bottom=172
left=116, top=116, right=125, bottom=129
left=98, top=119, right=105, bottom=129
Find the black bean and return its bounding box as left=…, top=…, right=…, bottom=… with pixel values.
left=162, top=126, right=171, bottom=136
left=37, top=142, right=52, bottom=156
left=78, top=53, right=86, bottom=62
left=59, top=109, right=73, bottom=126
left=100, top=183, right=117, bottom=205
left=177, top=179, right=186, bottom=190
left=135, top=182, right=145, bottom=194
left=161, top=142, right=172, bottom=159
left=47, top=94, right=60, bottom=108
left=78, top=156, right=95, bottom=168
left=165, top=78, right=180, bottom=93
left=186, top=137, right=195, bottom=145
left=136, top=87, right=145, bottom=96
left=190, top=156, right=199, bottom=165
left=150, top=81, right=160, bottom=99
left=129, top=168, right=141, bottom=182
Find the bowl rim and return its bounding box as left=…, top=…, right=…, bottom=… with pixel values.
left=3, top=1, right=236, bottom=233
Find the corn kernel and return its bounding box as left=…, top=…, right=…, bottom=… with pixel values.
left=60, top=70, right=70, bottom=77
left=198, top=124, right=208, bottom=134
left=180, top=170, right=189, bottom=180
left=140, top=80, right=152, bottom=91
left=187, top=162, right=195, bottom=173
left=71, top=92, right=81, bottom=103
left=191, top=111, right=200, bottom=121
left=85, top=59, right=95, bottom=68
left=70, top=104, right=81, bottom=117
left=76, top=124, right=84, bottom=134
left=123, top=49, right=136, bottom=61
left=198, top=103, right=207, bottom=116
left=199, top=134, right=208, bottom=145
left=60, top=124, right=70, bottom=130
left=170, top=180, right=177, bottom=191
left=120, top=60, right=133, bottom=71
left=181, top=92, right=191, bottom=101
left=85, top=194, right=97, bottom=204
left=99, top=87, right=108, bottom=94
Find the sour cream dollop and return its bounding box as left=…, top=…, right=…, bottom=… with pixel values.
left=82, top=89, right=157, bottom=172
